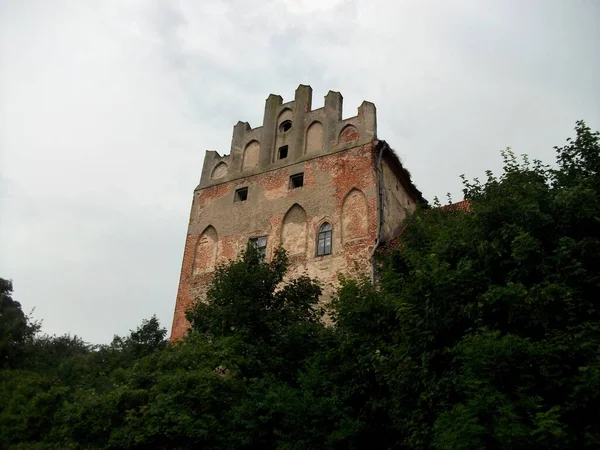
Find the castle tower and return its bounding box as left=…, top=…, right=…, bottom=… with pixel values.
left=171, top=85, right=423, bottom=340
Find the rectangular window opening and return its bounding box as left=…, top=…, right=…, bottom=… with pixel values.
left=249, top=236, right=267, bottom=259
left=289, top=173, right=304, bottom=189
left=234, top=187, right=248, bottom=202
left=278, top=145, right=288, bottom=159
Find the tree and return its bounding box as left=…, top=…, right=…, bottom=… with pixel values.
left=108, top=315, right=167, bottom=362
left=186, top=244, right=324, bottom=380
left=0, top=278, right=39, bottom=368
left=0, top=315, right=169, bottom=449
left=0, top=245, right=329, bottom=449
left=370, top=120, right=600, bottom=448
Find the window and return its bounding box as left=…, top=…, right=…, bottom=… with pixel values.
left=278, top=145, right=288, bottom=159
left=279, top=120, right=292, bottom=132
left=249, top=236, right=267, bottom=259
left=317, top=222, right=332, bottom=256
left=234, top=187, right=248, bottom=202
left=289, top=173, right=304, bottom=189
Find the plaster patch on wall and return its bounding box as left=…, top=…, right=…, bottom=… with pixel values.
left=193, top=226, right=218, bottom=274
left=211, top=162, right=228, bottom=179
left=243, top=140, right=260, bottom=170
left=341, top=188, right=368, bottom=242
left=281, top=203, right=308, bottom=256
left=305, top=121, right=323, bottom=154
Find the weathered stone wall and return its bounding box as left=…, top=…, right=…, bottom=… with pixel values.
left=197, top=85, right=377, bottom=192
left=381, top=157, right=416, bottom=241
left=171, top=142, right=380, bottom=339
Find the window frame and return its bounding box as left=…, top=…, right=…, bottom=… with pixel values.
left=278, top=145, right=289, bottom=160
left=316, top=222, right=332, bottom=256
left=289, top=173, right=304, bottom=189
left=234, top=187, right=248, bottom=202
left=249, top=236, right=267, bottom=259
left=279, top=120, right=292, bottom=133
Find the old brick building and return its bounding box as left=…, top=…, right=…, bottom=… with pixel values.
left=171, top=85, right=423, bottom=340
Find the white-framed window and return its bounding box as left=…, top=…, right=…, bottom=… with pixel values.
left=317, top=223, right=332, bottom=256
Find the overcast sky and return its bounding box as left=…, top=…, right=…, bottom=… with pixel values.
left=1, top=0, right=598, bottom=344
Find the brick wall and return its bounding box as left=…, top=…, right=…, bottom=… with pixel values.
left=170, top=142, right=381, bottom=340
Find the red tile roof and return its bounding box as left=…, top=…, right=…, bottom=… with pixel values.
left=440, top=199, right=471, bottom=212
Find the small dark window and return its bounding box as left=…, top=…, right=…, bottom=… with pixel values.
left=289, top=173, right=304, bottom=189
left=249, top=236, right=267, bottom=259
left=279, top=120, right=292, bottom=132
left=317, top=222, right=332, bottom=256
left=235, top=187, right=248, bottom=202
left=278, top=145, right=288, bottom=159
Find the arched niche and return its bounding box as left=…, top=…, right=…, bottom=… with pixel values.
left=275, top=108, right=294, bottom=161
left=277, top=108, right=293, bottom=131
left=211, top=162, right=228, bottom=179
left=338, top=124, right=360, bottom=143
left=193, top=225, right=218, bottom=274
left=305, top=121, right=323, bottom=154
left=341, top=188, right=368, bottom=242
left=242, top=140, right=260, bottom=170
left=281, top=204, right=307, bottom=255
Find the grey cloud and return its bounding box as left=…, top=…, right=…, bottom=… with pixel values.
left=2, top=188, right=182, bottom=341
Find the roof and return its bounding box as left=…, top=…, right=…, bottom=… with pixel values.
left=441, top=199, right=471, bottom=212
left=376, top=140, right=426, bottom=206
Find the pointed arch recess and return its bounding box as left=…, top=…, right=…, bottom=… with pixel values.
left=193, top=225, right=218, bottom=274
left=341, top=188, right=368, bottom=243
left=338, top=124, right=360, bottom=143
left=242, top=141, right=260, bottom=170
left=305, top=121, right=323, bottom=154
left=211, top=162, right=228, bottom=179
left=277, top=108, right=293, bottom=125
left=281, top=203, right=307, bottom=255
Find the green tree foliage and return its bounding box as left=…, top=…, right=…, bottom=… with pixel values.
left=1, top=121, right=599, bottom=449
left=371, top=120, right=600, bottom=448
left=0, top=305, right=168, bottom=449
left=186, top=244, right=324, bottom=380
left=0, top=278, right=40, bottom=368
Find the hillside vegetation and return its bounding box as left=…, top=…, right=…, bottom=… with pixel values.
left=2, top=121, right=599, bottom=449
